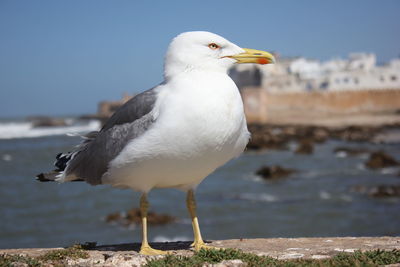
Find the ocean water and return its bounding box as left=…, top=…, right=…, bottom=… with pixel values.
left=0, top=120, right=399, bottom=249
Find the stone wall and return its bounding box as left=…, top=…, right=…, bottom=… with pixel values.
left=1, top=237, right=399, bottom=266
left=241, top=88, right=400, bottom=124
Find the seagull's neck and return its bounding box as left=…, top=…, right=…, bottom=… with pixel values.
left=164, top=64, right=229, bottom=81
left=161, top=70, right=239, bottom=104
left=164, top=69, right=233, bottom=87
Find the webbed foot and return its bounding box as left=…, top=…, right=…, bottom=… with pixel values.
left=192, top=241, right=220, bottom=251
left=139, top=245, right=168, bottom=255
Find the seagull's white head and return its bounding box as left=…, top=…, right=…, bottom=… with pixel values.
left=164, top=31, right=275, bottom=79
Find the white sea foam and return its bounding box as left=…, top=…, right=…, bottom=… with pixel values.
left=1, top=154, right=12, bottom=161
left=302, top=170, right=321, bottom=179
left=381, top=167, right=399, bottom=175
left=339, top=194, right=353, bottom=202
left=244, top=173, right=264, bottom=183
left=319, top=190, right=331, bottom=200
left=0, top=120, right=101, bottom=139
left=238, top=192, right=277, bottom=202
left=335, top=151, right=348, bottom=158
left=152, top=235, right=190, bottom=242
left=356, top=163, right=366, bottom=170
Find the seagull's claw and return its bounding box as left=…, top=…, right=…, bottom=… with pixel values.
left=139, top=246, right=169, bottom=255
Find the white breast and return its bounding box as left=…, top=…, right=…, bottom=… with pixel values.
left=103, top=72, right=249, bottom=192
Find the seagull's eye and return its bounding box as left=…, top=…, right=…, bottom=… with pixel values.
left=208, top=43, right=220, bottom=50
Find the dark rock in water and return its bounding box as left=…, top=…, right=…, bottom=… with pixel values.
left=247, top=130, right=288, bottom=150
left=256, top=165, right=295, bottom=180
left=351, top=184, right=400, bottom=198
left=332, top=126, right=379, bottom=142
left=29, top=116, right=67, bottom=128
left=334, top=147, right=370, bottom=156
left=105, top=208, right=176, bottom=226
left=369, top=185, right=400, bottom=197
left=291, top=126, right=328, bottom=144
left=105, top=212, right=122, bottom=223
left=295, top=139, right=314, bottom=154
left=365, top=151, right=399, bottom=169
left=312, top=128, right=329, bottom=143
left=245, top=123, right=400, bottom=151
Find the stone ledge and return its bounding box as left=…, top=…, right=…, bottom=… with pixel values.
left=1, top=237, right=399, bottom=266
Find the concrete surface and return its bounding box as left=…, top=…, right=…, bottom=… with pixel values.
left=1, top=237, right=399, bottom=266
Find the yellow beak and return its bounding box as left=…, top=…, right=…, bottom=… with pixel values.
left=228, top=48, right=275, bottom=65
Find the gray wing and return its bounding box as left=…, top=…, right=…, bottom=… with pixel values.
left=63, top=87, right=159, bottom=185
left=102, top=87, right=158, bottom=131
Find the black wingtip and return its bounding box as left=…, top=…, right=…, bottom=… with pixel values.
left=36, top=173, right=52, bottom=182
left=36, top=172, right=84, bottom=182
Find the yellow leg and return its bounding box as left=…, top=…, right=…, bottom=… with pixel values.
left=186, top=189, right=218, bottom=251
left=139, top=193, right=167, bottom=255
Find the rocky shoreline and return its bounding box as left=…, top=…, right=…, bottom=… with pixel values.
left=248, top=123, right=400, bottom=200
left=1, top=237, right=399, bottom=266
left=247, top=123, right=400, bottom=151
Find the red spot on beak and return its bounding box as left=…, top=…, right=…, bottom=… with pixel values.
left=257, top=58, right=269, bottom=65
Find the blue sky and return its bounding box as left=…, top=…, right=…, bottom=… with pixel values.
left=0, top=0, right=399, bottom=117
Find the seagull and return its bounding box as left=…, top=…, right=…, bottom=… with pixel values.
left=37, top=31, right=275, bottom=255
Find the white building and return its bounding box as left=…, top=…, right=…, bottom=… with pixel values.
left=229, top=53, right=400, bottom=92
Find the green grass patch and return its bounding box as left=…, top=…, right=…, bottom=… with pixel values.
left=0, top=254, right=41, bottom=267
left=37, top=244, right=89, bottom=262
left=0, top=244, right=89, bottom=267
left=145, top=248, right=400, bottom=267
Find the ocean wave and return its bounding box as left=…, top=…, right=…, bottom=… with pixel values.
left=0, top=120, right=101, bottom=139
left=1, top=154, right=12, bottom=161
left=319, top=190, right=331, bottom=200
left=380, top=167, right=399, bottom=175
left=152, top=235, right=190, bottom=242
left=237, top=192, right=278, bottom=202
left=243, top=173, right=264, bottom=183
